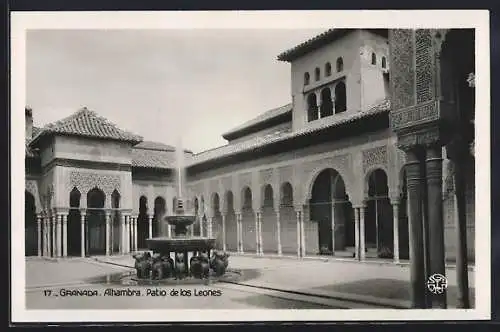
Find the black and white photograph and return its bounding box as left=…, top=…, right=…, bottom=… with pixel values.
left=11, top=10, right=490, bottom=323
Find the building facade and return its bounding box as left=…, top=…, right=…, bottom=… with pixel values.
left=25, top=29, right=475, bottom=270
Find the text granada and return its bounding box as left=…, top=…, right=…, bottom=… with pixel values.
left=59, top=288, right=99, bottom=297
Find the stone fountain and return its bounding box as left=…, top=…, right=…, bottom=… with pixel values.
left=135, top=140, right=228, bottom=280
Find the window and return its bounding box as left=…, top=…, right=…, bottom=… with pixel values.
left=304, top=72, right=310, bottom=86
left=315, top=67, right=320, bottom=81
left=381, top=56, right=387, bottom=69
left=334, top=82, right=347, bottom=114
left=325, top=62, right=332, bottom=76
left=336, top=57, right=343, bottom=72
left=307, top=93, right=319, bottom=122
left=371, top=52, right=377, bottom=65
left=320, top=88, right=334, bottom=118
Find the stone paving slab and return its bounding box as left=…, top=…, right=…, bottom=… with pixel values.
left=92, top=254, right=475, bottom=309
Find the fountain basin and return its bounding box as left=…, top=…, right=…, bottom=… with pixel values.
left=146, top=236, right=216, bottom=253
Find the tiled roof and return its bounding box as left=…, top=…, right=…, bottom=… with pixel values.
left=222, top=103, right=292, bottom=139
left=190, top=99, right=390, bottom=166
left=134, top=140, right=175, bottom=151
left=25, top=127, right=42, bottom=158
left=277, top=29, right=341, bottom=62
left=29, top=107, right=143, bottom=146
left=131, top=147, right=176, bottom=169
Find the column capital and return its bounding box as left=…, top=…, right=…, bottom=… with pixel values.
left=79, top=208, right=87, bottom=216
left=389, top=197, right=401, bottom=205
left=293, top=204, right=304, bottom=213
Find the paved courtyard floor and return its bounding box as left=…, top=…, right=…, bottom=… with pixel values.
left=24, top=254, right=476, bottom=310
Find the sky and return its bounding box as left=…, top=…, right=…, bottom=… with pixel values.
left=26, top=29, right=325, bottom=153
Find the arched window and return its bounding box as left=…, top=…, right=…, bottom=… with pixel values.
left=334, top=82, right=347, bottom=114
left=381, top=56, right=387, bottom=69
left=336, top=57, right=343, bottom=72
left=315, top=67, right=320, bottom=81
left=325, top=62, right=332, bottom=76
left=307, top=93, right=319, bottom=122
left=304, top=72, right=310, bottom=86
left=371, top=52, right=377, bottom=65
left=320, top=88, right=333, bottom=118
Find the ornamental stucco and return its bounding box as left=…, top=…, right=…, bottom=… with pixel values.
left=389, top=29, right=415, bottom=111
left=362, top=146, right=388, bottom=173
left=25, top=179, right=42, bottom=212
left=68, top=170, right=121, bottom=195
left=415, top=29, right=435, bottom=104
left=259, top=168, right=274, bottom=186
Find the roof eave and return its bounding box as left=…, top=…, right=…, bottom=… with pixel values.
left=222, top=109, right=293, bottom=141
left=29, top=131, right=143, bottom=147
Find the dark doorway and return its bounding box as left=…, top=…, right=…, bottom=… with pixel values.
left=25, top=191, right=37, bottom=256
left=86, top=187, right=106, bottom=256
left=68, top=187, right=81, bottom=256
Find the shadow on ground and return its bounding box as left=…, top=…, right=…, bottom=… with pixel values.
left=303, top=278, right=475, bottom=308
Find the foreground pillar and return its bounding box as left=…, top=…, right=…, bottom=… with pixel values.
left=236, top=212, right=243, bottom=254
left=426, top=146, right=447, bottom=308
left=126, top=215, right=131, bottom=254
left=62, top=214, right=68, bottom=257
left=254, top=211, right=260, bottom=255
left=354, top=207, right=360, bottom=260
left=208, top=216, right=213, bottom=238
left=391, top=199, right=400, bottom=263
left=275, top=209, right=282, bottom=256
left=258, top=212, right=264, bottom=255
left=405, top=149, right=427, bottom=308
left=36, top=214, right=42, bottom=257
left=452, top=156, right=471, bottom=308
left=42, top=216, right=48, bottom=257
left=80, top=212, right=86, bottom=257
left=120, top=214, right=126, bottom=254
left=331, top=201, right=336, bottom=254
left=359, top=206, right=366, bottom=261
left=134, top=217, right=138, bottom=252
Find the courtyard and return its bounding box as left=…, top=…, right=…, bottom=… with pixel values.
left=25, top=255, right=475, bottom=310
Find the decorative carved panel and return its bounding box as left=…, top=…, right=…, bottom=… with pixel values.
left=302, top=154, right=350, bottom=182
left=259, top=168, right=273, bottom=185
left=239, top=172, right=252, bottom=189
left=415, top=29, right=435, bottom=104
left=278, top=165, right=293, bottom=185
left=389, top=29, right=415, bottom=110
left=68, top=171, right=121, bottom=195
left=390, top=101, right=439, bottom=130
left=362, top=146, right=388, bottom=172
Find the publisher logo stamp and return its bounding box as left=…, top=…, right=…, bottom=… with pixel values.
left=427, top=273, right=448, bottom=295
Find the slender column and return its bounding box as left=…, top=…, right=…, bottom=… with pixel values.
left=239, top=213, right=244, bottom=254
left=42, top=216, right=47, bottom=257
left=80, top=212, right=86, bottom=257
left=392, top=201, right=400, bottom=263
left=426, top=146, right=447, bottom=308
left=300, top=210, right=306, bottom=257
left=56, top=214, right=62, bottom=257
left=62, top=214, right=68, bottom=257
left=148, top=214, right=153, bottom=239
left=331, top=201, right=336, bottom=254
left=105, top=213, right=111, bottom=256
left=51, top=214, right=56, bottom=257
left=296, top=210, right=301, bottom=257
left=405, top=149, right=427, bottom=308
left=45, top=216, right=50, bottom=257
left=208, top=216, right=213, bottom=238
left=276, top=210, right=282, bottom=256
left=134, top=217, right=138, bottom=252
left=125, top=215, right=130, bottom=254
left=120, top=214, right=126, bottom=254
left=235, top=213, right=243, bottom=253
left=354, top=207, right=360, bottom=260
left=454, top=160, right=470, bottom=308
left=36, top=214, right=42, bottom=257
left=167, top=219, right=172, bottom=238
left=222, top=213, right=227, bottom=252
left=258, top=212, right=263, bottom=255
left=359, top=206, right=366, bottom=261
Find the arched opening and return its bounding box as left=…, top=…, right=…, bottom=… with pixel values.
left=381, top=56, right=387, bottom=69
left=334, top=82, right=347, bottom=114
left=279, top=182, right=296, bottom=255
left=371, top=52, right=377, bottom=65
left=325, top=62, right=332, bottom=76
left=224, top=191, right=237, bottom=251
left=241, top=186, right=255, bottom=252
left=336, top=57, right=344, bottom=72
left=307, top=93, right=319, bottom=122
left=310, top=169, right=354, bottom=256
left=212, top=193, right=223, bottom=249
left=67, top=187, right=81, bottom=256
left=366, top=169, right=393, bottom=259
left=111, top=190, right=121, bottom=253
left=320, top=88, right=334, bottom=118
left=25, top=191, right=37, bottom=256
left=398, top=167, right=410, bottom=260
left=314, top=67, right=320, bottom=81
left=153, top=196, right=166, bottom=237
left=86, top=187, right=106, bottom=255
left=261, top=184, right=277, bottom=254
left=137, top=196, right=148, bottom=249
left=304, top=72, right=310, bottom=86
